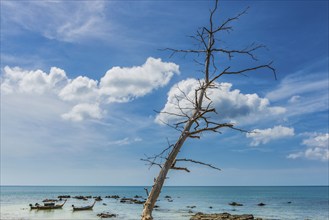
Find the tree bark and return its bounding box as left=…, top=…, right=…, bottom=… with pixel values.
left=141, top=119, right=194, bottom=220
left=141, top=75, right=207, bottom=220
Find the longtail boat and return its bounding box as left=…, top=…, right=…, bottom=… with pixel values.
left=72, top=200, right=96, bottom=211
left=29, top=200, right=67, bottom=210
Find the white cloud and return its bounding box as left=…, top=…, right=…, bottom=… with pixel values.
left=155, top=78, right=285, bottom=125
left=1, top=1, right=110, bottom=42
left=288, top=95, right=301, bottom=103
left=59, top=76, right=99, bottom=102
left=108, top=137, right=143, bottom=146
left=288, top=133, right=329, bottom=161
left=1, top=66, right=68, bottom=94
left=61, top=103, right=104, bottom=122
left=266, top=71, right=328, bottom=117
left=246, top=126, right=295, bottom=146
left=99, top=57, right=179, bottom=103
left=1, top=57, right=179, bottom=121
left=266, top=72, right=328, bottom=102
left=303, top=133, right=329, bottom=148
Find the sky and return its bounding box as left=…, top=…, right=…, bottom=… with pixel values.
left=0, top=0, right=328, bottom=186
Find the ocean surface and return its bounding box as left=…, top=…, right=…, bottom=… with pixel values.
left=0, top=186, right=328, bottom=220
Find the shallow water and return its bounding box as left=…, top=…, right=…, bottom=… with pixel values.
left=1, top=186, right=328, bottom=220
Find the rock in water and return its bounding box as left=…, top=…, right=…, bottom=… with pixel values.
left=229, top=202, right=243, bottom=206
left=97, top=212, right=117, bottom=218
left=190, top=212, right=263, bottom=220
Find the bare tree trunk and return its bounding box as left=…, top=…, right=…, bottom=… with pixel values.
left=141, top=117, right=194, bottom=220
left=141, top=72, right=208, bottom=220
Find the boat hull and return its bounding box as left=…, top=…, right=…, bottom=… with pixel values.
left=30, top=200, right=66, bottom=210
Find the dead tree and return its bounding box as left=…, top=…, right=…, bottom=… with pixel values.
left=141, top=1, right=276, bottom=220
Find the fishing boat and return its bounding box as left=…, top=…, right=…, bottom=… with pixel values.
left=72, top=200, right=96, bottom=211
left=29, top=200, right=67, bottom=210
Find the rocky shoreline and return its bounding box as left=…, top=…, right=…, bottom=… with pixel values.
left=36, top=194, right=268, bottom=219
left=190, top=212, right=262, bottom=220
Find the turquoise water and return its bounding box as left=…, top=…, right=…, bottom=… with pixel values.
left=0, top=186, right=328, bottom=220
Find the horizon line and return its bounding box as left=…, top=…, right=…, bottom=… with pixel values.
left=1, top=184, right=328, bottom=187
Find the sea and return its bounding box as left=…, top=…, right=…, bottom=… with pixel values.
left=0, top=186, right=328, bottom=220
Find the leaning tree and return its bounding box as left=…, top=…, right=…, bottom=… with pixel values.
left=141, top=1, right=276, bottom=219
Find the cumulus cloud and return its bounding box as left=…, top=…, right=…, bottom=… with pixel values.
left=288, top=133, right=329, bottom=161
left=1, top=57, right=179, bottom=121
left=1, top=66, right=68, bottom=94
left=155, top=78, right=285, bottom=125
left=59, top=76, right=99, bottom=102
left=61, top=103, right=104, bottom=122
left=99, top=57, right=180, bottom=103
left=246, top=126, right=295, bottom=146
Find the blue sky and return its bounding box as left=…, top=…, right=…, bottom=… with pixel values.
left=1, top=0, right=328, bottom=186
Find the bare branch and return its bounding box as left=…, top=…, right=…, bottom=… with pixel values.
left=208, top=62, right=276, bottom=87
left=144, top=188, right=149, bottom=197
left=171, top=166, right=190, bottom=173
left=193, top=58, right=205, bottom=67
left=161, top=48, right=206, bottom=58
left=141, top=138, right=175, bottom=170
left=175, top=158, right=221, bottom=171
left=209, top=0, right=219, bottom=33
left=212, top=44, right=266, bottom=61
left=213, top=6, right=250, bottom=34
left=221, top=62, right=276, bottom=80
left=189, top=135, right=201, bottom=139
left=141, top=158, right=162, bottom=169
left=197, top=29, right=208, bottom=49
left=160, top=140, right=173, bottom=157
left=176, top=85, right=195, bottom=107
left=191, top=119, right=250, bottom=136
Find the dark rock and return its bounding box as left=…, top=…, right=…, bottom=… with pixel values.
left=73, top=196, right=88, bottom=200
left=120, top=197, right=145, bottom=204
left=105, top=195, right=120, bottom=199
left=94, top=196, right=102, bottom=201
left=229, top=202, right=243, bottom=206
left=187, top=205, right=196, bottom=209
left=287, top=201, right=292, bottom=204
left=209, top=206, right=213, bottom=209
left=190, top=212, right=262, bottom=220
left=102, top=203, right=107, bottom=206
left=97, top=212, right=117, bottom=218
left=257, top=203, right=266, bottom=206
left=58, top=195, right=70, bottom=199
left=164, top=195, right=172, bottom=199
